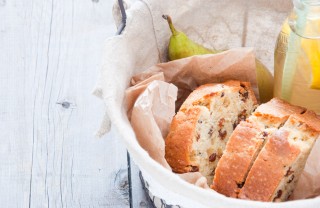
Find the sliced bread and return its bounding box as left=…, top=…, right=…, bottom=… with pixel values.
left=212, top=98, right=306, bottom=197
left=238, top=111, right=320, bottom=202
left=165, top=80, right=257, bottom=183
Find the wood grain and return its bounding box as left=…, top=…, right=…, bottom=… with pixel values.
left=0, top=0, right=144, bottom=207
left=129, top=157, right=154, bottom=208
left=0, top=0, right=293, bottom=207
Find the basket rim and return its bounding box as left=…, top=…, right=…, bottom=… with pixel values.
left=104, top=1, right=320, bottom=207
left=106, top=98, right=320, bottom=208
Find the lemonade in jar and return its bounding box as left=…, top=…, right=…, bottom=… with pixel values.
left=274, top=0, right=320, bottom=114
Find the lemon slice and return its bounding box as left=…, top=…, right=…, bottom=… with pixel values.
left=301, top=37, right=320, bottom=89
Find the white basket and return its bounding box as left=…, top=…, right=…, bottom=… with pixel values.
left=94, top=0, right=320, bottom=207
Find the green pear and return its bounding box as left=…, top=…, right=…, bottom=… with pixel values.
left=255, top=59, right=274, bottom=103
left=162, top=15, right=274, bottom=103
left=162, top=15, right=218, bottom=61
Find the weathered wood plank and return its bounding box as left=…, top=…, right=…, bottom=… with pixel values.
left=129, top=157, right=154, bottom=208
left=2, top=1, right=291, bottom=208
left=0, top=0, right=139, bottom=207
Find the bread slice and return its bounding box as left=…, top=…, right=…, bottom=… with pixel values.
left=238, top=111, right=320, bottom=202
left=212, top=98, right=306, bottom=197
left=165, top=80, right=257, bottom=183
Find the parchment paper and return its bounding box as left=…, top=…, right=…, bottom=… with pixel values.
left=128, top=48, right=258, bottom=112
left=125, top=48, right=320, bottom=200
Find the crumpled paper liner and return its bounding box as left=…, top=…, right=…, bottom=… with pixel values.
left=131, top=80, right=176, bottom=169
left=130, top=79, right=211, bottom=189
left=291, top=139, right=320, bottom=200
left=130, top=48, right=258, bottom=111
left=125, top=48, right=320, bottom=200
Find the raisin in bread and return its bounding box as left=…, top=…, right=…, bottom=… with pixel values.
left=212, top=98, right=306, bottom=198
left=238, top=110, right=320, bottom=202
left=165, top=80, right=258, bottom=183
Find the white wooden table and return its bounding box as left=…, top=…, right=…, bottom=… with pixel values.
left=1, top=0, right=296, bottom=207
left=0, top=0, right=152, bottom=207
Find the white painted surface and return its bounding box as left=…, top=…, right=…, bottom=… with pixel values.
left=0, top=0, right=150, bottom=207
left=0, top=0, right=293, bottom=207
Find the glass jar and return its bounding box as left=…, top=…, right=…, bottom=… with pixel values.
left=274, top=0, right=320, bottom=113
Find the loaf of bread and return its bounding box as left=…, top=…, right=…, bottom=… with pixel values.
left=212, top=98, right=320, bottom=202
left=238, top=110, right=320, bottom=202
left=212, top=98, right=305, bottom=198
left=165, top=80, right=258, bottom=183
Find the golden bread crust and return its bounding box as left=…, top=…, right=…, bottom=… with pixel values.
left=253, top=98, right=306, bottom=123
left=179, top=83, right=222, bottom=111
left=290, top=110, right=320, bottom=134
left=212, top=98, right=312, bottom=201
left=212, top=121, right=263, bottom=197
left=165, top=107, right=202, bottom=173
left=238, top=129, right=300, bottom=201
left=165, top=80, right=257, bottom=175
left=180, top=80, right=257, bottom=111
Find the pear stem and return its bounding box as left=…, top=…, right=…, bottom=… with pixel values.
left=162, top=15, right=178, bottom=36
